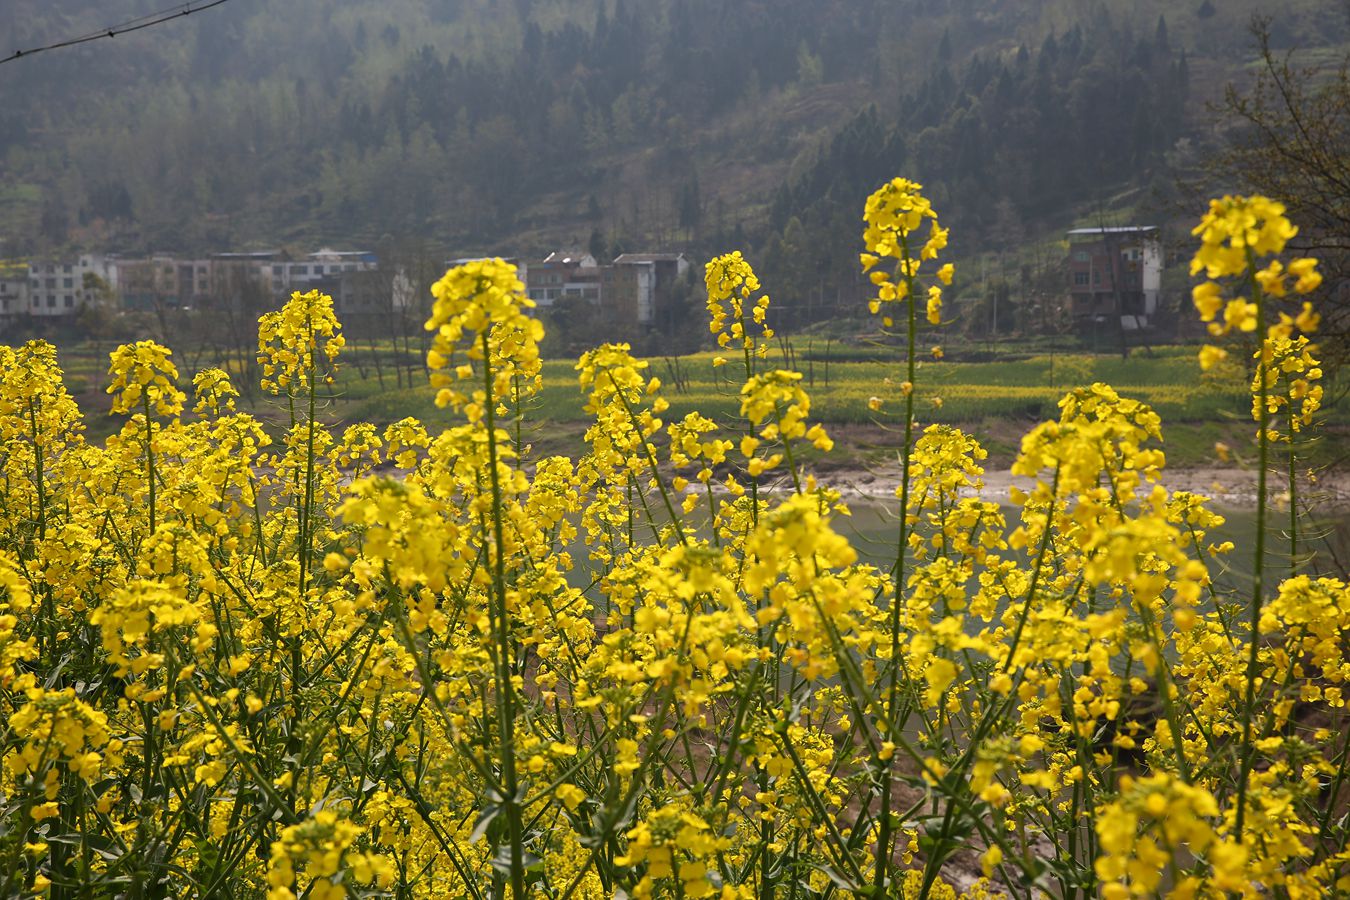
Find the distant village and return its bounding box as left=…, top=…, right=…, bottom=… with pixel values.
left=0, top=225, right=1169, bottom=341
left=0, top=247, right=694, bottom=339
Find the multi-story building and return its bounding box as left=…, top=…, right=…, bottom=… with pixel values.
left=1066, top=226, right=1161, bottom=330
left=526, top=251, right=598, bottom=308
left=0, top=263, right=30, bottom=326
left=324, top=267, right=416, bottom=317
left=263, top=249, right=378, bottom=297
left=123, top=248, right=380, bottom=316
left=612, top=252, right=691, bottom=329
left=0, top=248, right=387, bottom=325
left=1, top=245, right=700, bottom=334
left=522, top=250, right=691, bottom=334
left=600, top=262, right=651, bottom=332
left=207, top=251, right=278, bottom=307
left=27, top=254, right=115, bottom=318
left=113, top=254, right=211, bottom=311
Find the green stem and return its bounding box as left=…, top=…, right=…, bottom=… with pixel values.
left=1288, top=428, right=1298, bottom=569
left=604, top=369, right=687, bottom=546
left=482, top=329, right=526, bottom=900
left=877, top=236, right=918, bottom=895
left=777, top=726, right=868, bottom=888
left=1235, top=248, right=1269, bottom=841
left=28, top=400, right=47, bottom=544
left=143, top=397, right=156, bottom=534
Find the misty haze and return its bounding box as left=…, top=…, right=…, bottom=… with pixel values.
left=1, top=2, right=1349, bottom=897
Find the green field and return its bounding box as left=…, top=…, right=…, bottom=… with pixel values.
left=346, top=349, right=1245, bottom=425
left=47, top=339, right=1333, bottom=469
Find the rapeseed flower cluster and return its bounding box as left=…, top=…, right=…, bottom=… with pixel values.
left=706, top=250, right=774, bottom=365
left=425, top=257, right=543, bottom=419
left=257, top=289, right=345, bottom=395
left=0, top=186, right=1344, bottom=900
left=107, top=339, right=185, bottom=417
left=860, top=177, right=953, bottom=329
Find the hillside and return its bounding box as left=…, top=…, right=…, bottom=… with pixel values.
left=3, top=0, right=1348, bottom=273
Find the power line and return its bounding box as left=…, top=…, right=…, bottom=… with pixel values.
left=2, top=0, right=236, bottom=66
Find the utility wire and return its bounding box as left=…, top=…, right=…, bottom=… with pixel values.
left=2, top=0, right=236, bottom=66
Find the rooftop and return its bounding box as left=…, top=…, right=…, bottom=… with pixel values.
left=542, top=250, right=596, bottom=266
left=613, top=252, right=689, bottom=263
left=1066, top=226, right=1158, bottom=237
left=211, top=250, right=281, bottom=260
left=310, top=248, right=375, bottom=260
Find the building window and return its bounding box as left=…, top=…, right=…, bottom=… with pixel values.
left=47, top=296, right=55, bottom=307
left=1093, top=271, right=1101, bottom=285
left=63, top=277, right=73, bottom=288
left=1074, top=271, right=1090, bottom=286
left=64, top=296, right=74, bottom=308
left=1074, top=251, right=1090, bottom=262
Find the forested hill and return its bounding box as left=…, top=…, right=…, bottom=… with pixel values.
left=3, top=0, right=1348, bottom=267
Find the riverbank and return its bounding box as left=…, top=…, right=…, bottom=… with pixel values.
left=801, top=463, right=1350, bottom=508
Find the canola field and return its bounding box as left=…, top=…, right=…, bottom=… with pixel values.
left=0, top=182, right=1346, bottom=900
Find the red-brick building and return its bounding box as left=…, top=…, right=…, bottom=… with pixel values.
left=1066, top=226, right=1161, bottom=330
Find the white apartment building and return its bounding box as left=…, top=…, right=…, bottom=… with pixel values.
left=27, top=254, right=115, bottom=317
